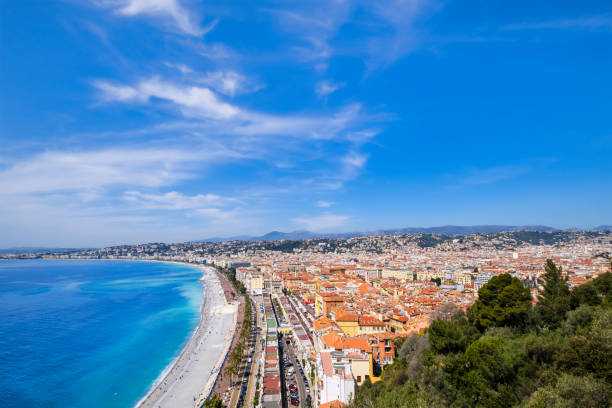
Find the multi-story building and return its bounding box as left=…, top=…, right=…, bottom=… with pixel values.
left=474, top=273, right=494, bottom=293
left=316, top=350, right=355, bottom=406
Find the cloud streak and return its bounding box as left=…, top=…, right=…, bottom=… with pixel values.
left=269, top=0, right=436, bottom=70
left=93, top=76, right=378, bottom=143
left=0, top=148, right=203, bottom=195
left=123, top=190, right=228, bottom=210
left=316, top=80, right=345, bottom=98
left=447, top=165, right=531, bottom=190
left=95, top=0, right=214, bottom=36
left=94, top=77, right=240, bottom=119
left=501, top=15, right=612, bottom=31
left=315, top=200, right=333, bottom=208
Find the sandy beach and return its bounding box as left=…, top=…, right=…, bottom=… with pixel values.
left=134, top=265, right=237, bottom=408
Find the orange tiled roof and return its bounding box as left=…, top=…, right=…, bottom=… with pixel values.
left=335, top=311, right=359, bottom=322
left=313, top=317, right=334, bottom=331
left=358, top=316, right=385, bottom=326
left=321, top=332, right=343, bottom=349
left=341, top=337, right=372, bottom=353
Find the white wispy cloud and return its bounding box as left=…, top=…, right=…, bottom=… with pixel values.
left=95, top=0, right=214, bottom=36
left=448, top=165, right=531, bottom=189
left=315, top=80, right=345, bottom=98
left=342, top=151, right=368, bottom=170
left=94, top=77, right=372, bottom=141
left=0, top=147, right=252, bottom=246
left=341, top=151, right=369, bottom=179
left=501, top=15, right=612, bottom=31
left=164, top=61, right=193, bottom=74
left=270, top=3, right=352, bottom=64
left=0, top=190, right=249, bottom=247
left=293, top=213, right=350, bottom=231
left=0, top=148, right=202, bottom=195
left=94, top=77, right=241, bottom=119
left=196, top=71, right=263, bottom=97
left=122, top=190, right=244, bottom=224
left=123, top=190, right=228, bottom=210
left=269, top=0, right=435, bottom=70
left=315, top=200, right=333, bottom=208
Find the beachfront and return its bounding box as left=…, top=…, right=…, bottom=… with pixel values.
left=135, top=266, right=237, bottom=408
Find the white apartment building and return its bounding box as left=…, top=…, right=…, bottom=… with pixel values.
left=474, top=272, right=494, bottom=293
left=316, top=350, right=355, bottom=406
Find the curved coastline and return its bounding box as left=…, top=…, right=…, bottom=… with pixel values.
left=134, top=263, right=237, bottom=408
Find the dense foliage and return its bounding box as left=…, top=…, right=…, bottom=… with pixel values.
left=202, top=393, right=223, bottom=408
left=214, top=265, right=253, bottom=385
left=349, top=263, right=612, bottom=408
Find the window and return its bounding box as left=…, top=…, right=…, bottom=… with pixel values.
left=357, top=376, right=361, bottom=382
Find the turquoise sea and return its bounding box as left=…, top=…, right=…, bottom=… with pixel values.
left=0, top=259, right=204, bottom=408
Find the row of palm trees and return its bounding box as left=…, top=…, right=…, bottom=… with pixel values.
left=224, top=295, right=253, bottom=384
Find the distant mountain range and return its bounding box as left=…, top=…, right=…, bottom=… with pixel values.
left=198, top=225, right=612, bottom=242
left=2, top=226, right=610, bottom=252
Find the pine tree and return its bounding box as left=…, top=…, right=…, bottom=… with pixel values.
left=536, top=259, right=570, bottom=329
left=470, top=274, right=532, bottom=331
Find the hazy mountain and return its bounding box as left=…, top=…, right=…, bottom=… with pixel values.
left=198, top=225, right=566, bottom=242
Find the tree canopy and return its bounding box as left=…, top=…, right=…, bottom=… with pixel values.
left=348, top=269, right=612, bottom=408
left=536, top=260, right=570, bottom=329
left=202, top=393, right=224, bottom=408
left=469, top=274, right=532, bottom=331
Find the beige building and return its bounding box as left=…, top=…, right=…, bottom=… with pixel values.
left=416, top=269, right=444, bottom=281
left=452, top=272, right=473, bottom=285
left=250, top=273, right=264, bottom=295
left=347, top=350, right=372, bottom=385
left=381, top=268, right=411, bottom=280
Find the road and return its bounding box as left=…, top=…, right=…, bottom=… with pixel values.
left=283, top=335, right=313, bottom=408
left=229, top=298, right=258, bottom=408
left=244, top=297, right=264, bottom=407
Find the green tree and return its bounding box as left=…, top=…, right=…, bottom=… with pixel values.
left=429, top=319, right=470, bottom=354
left=562, top=304, right=594, bottom=336
left=520, top=373, right=611, bottom=408
left=470, top=274, right=532, bottom=331
left=571, top=272, right=612, bottom=308
left=464, top=337, right=513, bottom=384
left=536, top=260, right=570, bottom=329
left=225, top=342, right=244, bottom=384
left=202, top=393, right=224, bottom=408
left=560, top=307, right=612, bottom=382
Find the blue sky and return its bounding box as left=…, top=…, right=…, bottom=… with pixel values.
left=1, top=0, right=611, bottom=247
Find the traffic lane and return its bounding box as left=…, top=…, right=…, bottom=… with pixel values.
left=285, top=342, right=310, bottom=407
left=284, top=355, right=303, bottom=406
left=236, top=304, right=258, bottom=408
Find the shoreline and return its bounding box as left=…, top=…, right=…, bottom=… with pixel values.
left=134, top=262, right=238, bottom=408
left=1, top=258, right=239, bottom=408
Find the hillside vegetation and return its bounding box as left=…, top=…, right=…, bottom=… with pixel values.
left=350, top=261, right=612, bottom=408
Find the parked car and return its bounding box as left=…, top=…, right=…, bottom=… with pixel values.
left=288, top=384, right=297, bottom=391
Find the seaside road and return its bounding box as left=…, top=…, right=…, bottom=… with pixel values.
left=135, top=267, right=237, bottom=408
